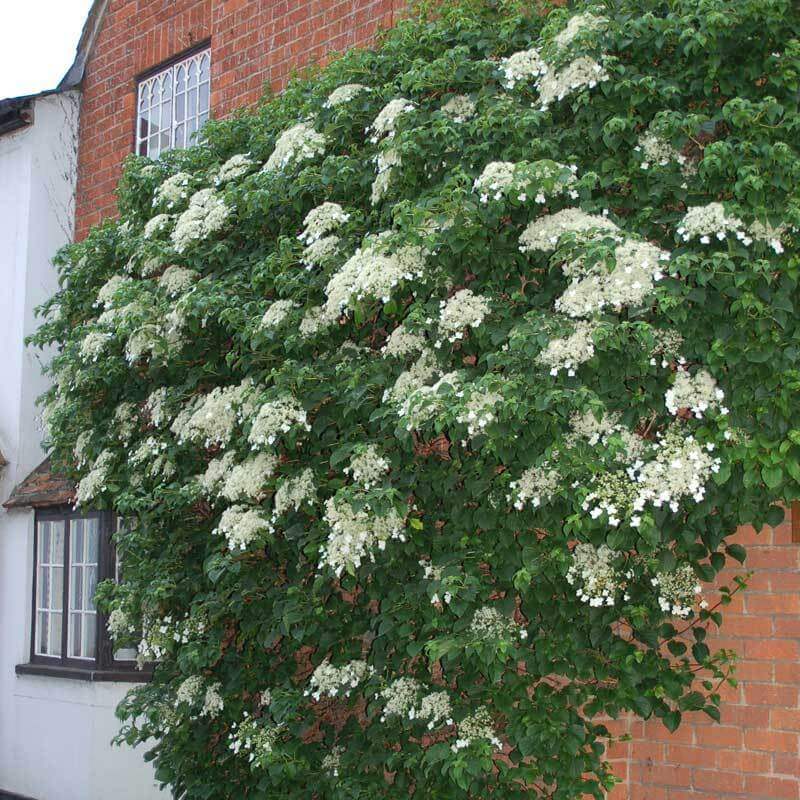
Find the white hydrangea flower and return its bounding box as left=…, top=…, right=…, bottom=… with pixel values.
left=107, top=608, right=135, bottom=639
left=344, top=445, right=390, bottom=488
left=566, top=543, right=625, bottom=607
left=96, top=274, right=132, bottom=308
left=306, top=659, right=373, bottom=700
left=143, top=213, right=172, bottom=238
left=73, top=430, right=92, bottom=468
left=440, top=94, right=476, bottom=122
left=537, top=320, right=597, bottom=376
left=323, top=83, right=369, bottom=108
left=536, top=56, right=609, bottom=109
left=145, top=387, right=171, bottom=429
left=200, top=682, right=225, bottom=718
left=175, top=675, right=205, bottom=707
left=636, top=132, right=695, bottom=176
left=264, top=122, right=326, bottom=172
left=383, top=349, right=441, bottom=408
left=171, top=188, right=231, bottom=253
left=519, top=208, right=619, bottom=253
left=380, top=677, right=421, bottom=720
left=371, top=148, right=402, bottom=205
left=299, top=304, right=334, bottom=336
left=80, top=330, right=112, bottom=362
left=198, top=451, right=237, bottom=495
left=469, top=606, right=527, bottom=641
left=438, top=289, right=491, bottom=344
left=652, top=564, right=703, bottom=618
left=748, top=219, right=787, bottom=254
left=553, top=12, right=607, bottom=49
left=676, top=202, right=746, bottom=245
left=451, top=707, right=502, bottom=752
left=154, top=171, right=193, bottom=208
left=321, top=746, right=344, bottom=776
left=632, top=427, right=721, bottom=513
left=367, top=98, right=414, bottom=143
left=76, top=449, right=115, bottom=505
left=665, top=369, right=723, bottom=418
left=509, top=464, right=559, bottom=510
left=499, top=48, right=546, bottom=89
left=302, top=235, right=340, bottom=268
left=397, top=370, right=461, bottom=431
left=220, top=453, right=279, bottom=502
left=319, top=497, right=406, bottom=576
left=248, top=395, right=310, bottom=448
left=272, top=469, right=316, bottom=518
left=299, top=202, right=350, bottom=244
left=566, top=409, right=644, bottom=461
left=215, top=153, right=255, bottom=184
left=456, top=390, right=503, bottom=437
left=172, top=379, right=256, bottom=448
left=324, top=240, right=426, bottom=317
left=213, top=505, right=272, bottom=551
left=261, top=299, right=297, bottom=330
left=555, top=239, right=669, bottom=317
left=382, top=324, right=426, bottom=358
left=159, top=265, right=198, bottom=296
left=473, top=161, right=516, bottom=203
left=228, top=713, right=282, bottom=767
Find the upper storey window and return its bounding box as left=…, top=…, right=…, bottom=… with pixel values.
left=136, top=48, right=211, bottom=159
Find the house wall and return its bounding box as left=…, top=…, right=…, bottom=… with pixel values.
left=0, top=93, right=163, bottom=800
left=68, top=1, right=800, bottom=797
left=74, top=0, right=403, bottom=240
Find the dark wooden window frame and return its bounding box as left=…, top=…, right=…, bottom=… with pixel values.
left=16, top=506, right=149, bottom=682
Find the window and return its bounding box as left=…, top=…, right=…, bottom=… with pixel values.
left=20, top=509, right=144, bottom=680
left=136, top=46, right=211, bottom=159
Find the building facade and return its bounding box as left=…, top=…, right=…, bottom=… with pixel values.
left=1, top=1, right=797, bottom=798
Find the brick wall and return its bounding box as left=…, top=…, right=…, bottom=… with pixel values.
left=75, top=3, right=800, bottom=797
left=607, top=515, right=800, bottom=800
left=75, top=0, right=400, bottom=239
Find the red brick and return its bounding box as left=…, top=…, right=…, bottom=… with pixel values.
left=771, top=708, right=800, bottom=732
left=745, top=684, right=798, bottom=707
left=744, top=729, right=799, bottom=754
left=692, top=768, right=744, bottom=794
left=743, top=775, right=800, bottom=800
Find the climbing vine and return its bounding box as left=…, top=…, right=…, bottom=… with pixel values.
left=32, top=0, right=800, bottom=797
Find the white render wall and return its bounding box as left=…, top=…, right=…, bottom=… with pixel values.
left=0, top=92, right=163, bottom=800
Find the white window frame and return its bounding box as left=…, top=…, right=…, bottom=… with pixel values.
left=136, top=47, right=211, bottom=159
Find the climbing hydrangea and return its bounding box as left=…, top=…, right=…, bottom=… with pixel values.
left=33, top=1, right=800, bottom=797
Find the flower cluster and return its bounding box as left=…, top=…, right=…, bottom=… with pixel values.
left=80, top=330, right=112, bottom=362
left=440, top=94, right=476, bottom=122
left=676, top=202, right=746, bottom=244
left=367, top=98, right=414, bottom=142
left=456, top=390, right=503, bottom=437
left=248, top=395, right=310, bottom=448
left=566, top=543, right=627, bottom=607
left=508, top=464, right=559, bottom=509
left=175, top=675, right=204, bottom=708
left=469, top=606, right=527, bottom=641
left=200, top=683, right=225, bottom=718
left=553, top=12, right=607, bottom=49
left=76, top=449, right=115, bottom=505
left=158, top=265, right=198, bottom=296
left=219, top=453, right=279, bottom=502
left=143, top=213, right=171, bottom=239
left=382, top=324, right=426, bottom=358
left=325, top=241, right=426, bottom=316
left=228, top=713, right=282, bottom=767
left=555, top=239, right=668, bottom=317
left=537, top=320, right=596, bottom=376
left=636, top=133, right=694, bottom=176
left=519, top=208, right=619, bottom=253
left=172, top=380, right=255, bottom=448
left=306, top=659, right=373, bottom=700
left=260, top=299, right=296, bottom=330
left=536, top=56, right=609, bottom=109
left=371, top=148, right=402, bottom=204
left=652, top=564, right=705, bottom=617
left=499, top=48, right=546, bottom=89
left=397, top=370, right=461, bottom=431
left=213, top=505, right=272, bottom=551
left=344, top=445, right=390, bottom=488
left=380, top=679, right=454, bottom=729
left=452, top=707, right=502, bottom=752
left=171, top=189, right=231, bottom=253
left=302, top=235, right=340, bottom=268
left=264, top=122, right=327, bottom=172
left=216, top=153, right=255, bottom=184
left=96, top=274, right=131, bottom=308
left=472, top=161, right=515, bottom=202
left=272, top=469, right=316, bottom=518
left=319, top=497, right=406, bottom=576
left=437, top=289, right=491, bottom=343
left=324, top=82, right=369, bottom=108
left=665, top=369, right=725, bottom=418
left=107, top=607, right=135, bottom=639
left=154, top=172, right=192, bottom=208
left=321, top=746, right=344, bottom=776
left=298, top=202, right=350, bottom=244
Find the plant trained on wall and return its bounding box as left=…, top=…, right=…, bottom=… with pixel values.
left=31, top=0, right=800, bottom=796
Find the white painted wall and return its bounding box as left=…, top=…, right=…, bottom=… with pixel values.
left=0, top=92, right=163, bottom=800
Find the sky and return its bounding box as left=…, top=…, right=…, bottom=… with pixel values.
left=0, top=0, right=94, bottom=100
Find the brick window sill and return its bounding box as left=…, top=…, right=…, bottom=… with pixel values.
left=15, top=662, right=150, bottom=683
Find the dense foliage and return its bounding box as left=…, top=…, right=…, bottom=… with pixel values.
left=32, top=0, right=800, bottom=796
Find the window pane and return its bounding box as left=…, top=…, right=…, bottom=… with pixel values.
left=52, top=523, right=64, bottom=565
left=86, top=520, right=99, bottom=561
left=52, top=566, right=63, bottom=610
left=70, top=615, right=82, bottom=658
left=188, top=59, right=197, bottom=88
left=86, top=566, right=97, bottom=611
left=41, top=524, right=51, bottom=562
left=38, top=566, right=49, bottom=608
left=188, top=87, right=197, bottom=119
left=84, top=618, right=97, bottom=659
left=72, top=520, right=84, bottom=563
left=38, top=612, right=49, bottom=654
left=200, top=53, right=210, bottom=83
left=49, top=612, right=62, bottom=656
left=176, top=64, right=185, bottom=94
left=199, top=82, right=210, bottom=114
left=71, top=566, right=83, bottom=610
